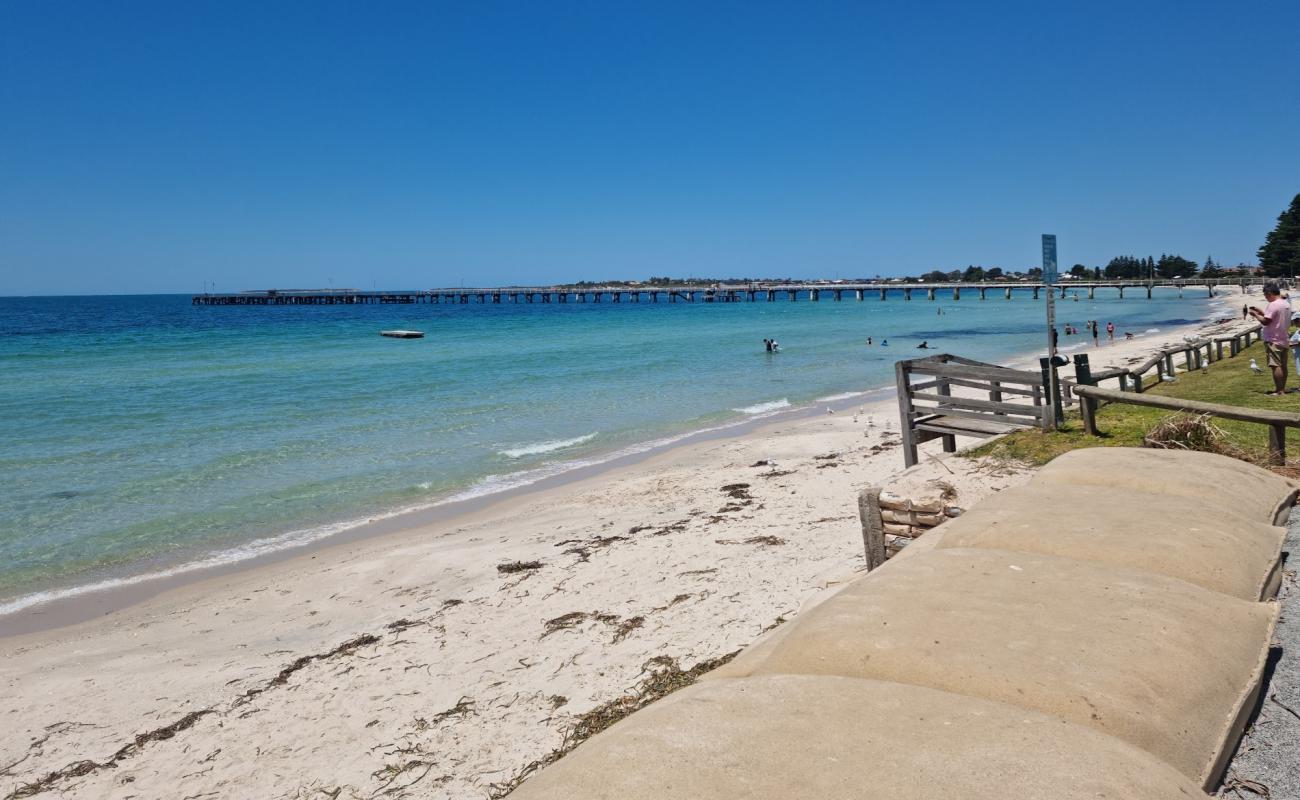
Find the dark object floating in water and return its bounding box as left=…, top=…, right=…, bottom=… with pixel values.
left=380, top=330, right=424, bottom=339
left=48, top=490, right=80, bottom=499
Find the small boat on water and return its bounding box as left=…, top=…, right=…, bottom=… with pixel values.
left=380, top=330, right=425, bottom=339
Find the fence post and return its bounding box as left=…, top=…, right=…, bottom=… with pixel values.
left=1073, top=353, right=1093, bottom=387
left=858, top=487, right=886, bottom=571
left=1038, top=357, right=1062, bottom=430
left=1269, top=424, right=1286, bottom=466
left=1074, top=355, right=1098, bottom=434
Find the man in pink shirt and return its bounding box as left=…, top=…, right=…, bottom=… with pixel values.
left=1249, top=282, right=1292, bottom=396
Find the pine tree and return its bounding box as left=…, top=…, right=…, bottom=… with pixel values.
left=1259, top=194, right=1300, bottom=278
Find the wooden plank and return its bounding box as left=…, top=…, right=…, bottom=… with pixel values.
left=1073, top=385, right=1300, bottom=426
left=910, top=391, right=1046, bottom=417
left=1132, top=354, right=1164, bottom=374
left=857, top=487, right=886, bottom=571
left=910, top=377, right=1039, bottom=397
left=914, top=413, right=1026, bottom=435
left=918, top=407, right=1044, bottom=431
left=896, top=360, right=918, bottom=468
left=906, top=361, right=1044, bottom=385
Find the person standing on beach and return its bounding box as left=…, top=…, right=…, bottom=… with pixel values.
left=1243, top=304, right=1249, bottom=320
left=1248, top=282, right=1291, bottom=396
left=1106, top=321, right=1115, bottom=340
left=1090, top=320, right=1099, bottom=346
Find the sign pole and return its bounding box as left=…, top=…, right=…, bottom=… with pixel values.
left=1042, top=234, right=1061, bottom=427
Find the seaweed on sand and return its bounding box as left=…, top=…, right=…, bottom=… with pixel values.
left=486, top=652, right=739, bottom=798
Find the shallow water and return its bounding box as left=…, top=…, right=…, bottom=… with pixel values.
left=0, top=290, right=1214, bottom=611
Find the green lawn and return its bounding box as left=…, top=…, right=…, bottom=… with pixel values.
left=967, top=341, right=1297, bottom=466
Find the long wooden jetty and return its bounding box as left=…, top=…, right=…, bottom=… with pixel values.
left=193, top=278, right=1263, bottom=306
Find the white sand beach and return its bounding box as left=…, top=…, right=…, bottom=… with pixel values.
left=0, top=295, right=1265, bottom=799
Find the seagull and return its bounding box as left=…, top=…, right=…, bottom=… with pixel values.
left=1250, top=358, right=1264, bottom=375
left=826, top=407, right=835, bottom=414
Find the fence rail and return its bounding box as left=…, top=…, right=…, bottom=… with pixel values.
left=1073, top=383, right=1300, bottom=464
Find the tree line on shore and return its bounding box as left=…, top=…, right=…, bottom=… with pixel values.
left=566, top=194, right=1300, bottom=287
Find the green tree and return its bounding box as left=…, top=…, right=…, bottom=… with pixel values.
left=1069, top=263, right=1088, bottom=277
left=962, top=265, right=985, bottom=282
left=985, top=267, right=1004, bottom=280
left=920, top=270, right=949, bottom=282
left=1104, top=256, right=1143, bottom=279
left=1259, top=194, right=1300, bottom=278
left=1093, top=266, right=1102, bottom=280
left=1155, top=254, right=1198, bottom=279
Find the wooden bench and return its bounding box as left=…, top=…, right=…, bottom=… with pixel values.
left=896, top=355, right=1052, bottom=467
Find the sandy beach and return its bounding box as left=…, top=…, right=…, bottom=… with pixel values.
left=0, top=293, right=1263, bottom=799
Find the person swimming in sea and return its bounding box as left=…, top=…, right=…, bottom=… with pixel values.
left=916, top=341, right=930, bottom=349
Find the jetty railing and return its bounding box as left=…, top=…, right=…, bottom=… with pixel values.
left=192, top=278, right=1267, bottom=306
left=1073, top=384, right=1300, bottom=465
left=895, top=354, right=1052, bottom=468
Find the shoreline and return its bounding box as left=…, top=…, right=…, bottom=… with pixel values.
left=0, top=385, right=895, bottom=637
left=0, top=294, right=1229, bottom=636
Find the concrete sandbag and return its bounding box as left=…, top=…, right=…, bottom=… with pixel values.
left=711, top=547, right=1276, bottom=789
left=938, top=483, right=1285, bottom=600
left=510, top=675, right=1208, bottom=800
left=1032, top=447, right=1297, bottom=526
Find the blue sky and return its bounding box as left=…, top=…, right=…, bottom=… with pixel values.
left=2, top=1, right=1297, bottom=295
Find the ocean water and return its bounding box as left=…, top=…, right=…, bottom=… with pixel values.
left=0, top=290, right=1215, bottom=612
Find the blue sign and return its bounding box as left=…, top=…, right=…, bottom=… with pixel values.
left=1042, top=234, right=1058, bottom=285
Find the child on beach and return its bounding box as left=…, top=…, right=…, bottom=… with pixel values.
left=1289, top=315, right=1300, bottom=389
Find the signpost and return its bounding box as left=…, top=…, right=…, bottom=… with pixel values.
left=1043, top=234, right=1058, bottom=355
left=1042, top=234, right=1062, bottom=426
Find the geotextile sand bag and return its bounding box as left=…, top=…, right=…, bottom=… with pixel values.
left=510, top=675, right=1209, bottom=800
left=938, top=483, right=1286, bottom=600
left=1032, top=447, right=1297, bottom=526
left=711, top=547, right=1276, bottom=789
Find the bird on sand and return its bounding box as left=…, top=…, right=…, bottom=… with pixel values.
left=1250, top=358, right=1264, bottom=375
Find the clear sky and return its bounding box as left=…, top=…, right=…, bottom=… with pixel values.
left=2, top=0, right=1297, bottom=295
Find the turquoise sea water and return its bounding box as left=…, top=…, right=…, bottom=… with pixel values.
left=0, top=291, right=1215, bottom=612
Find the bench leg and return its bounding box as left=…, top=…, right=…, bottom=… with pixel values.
left=941, top=434, right=956, bottom=453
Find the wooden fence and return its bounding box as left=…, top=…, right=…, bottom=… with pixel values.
left=1071, top=324, right=1262, bottom=394
left=1074, top=383, right=1300, bottom=465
